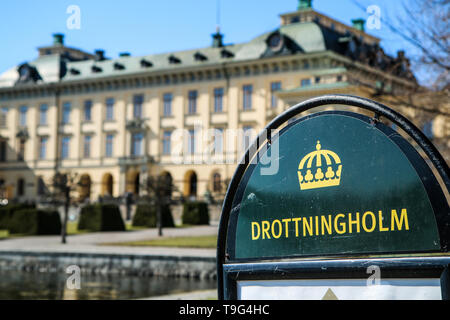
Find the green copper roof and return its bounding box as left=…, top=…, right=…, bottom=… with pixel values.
left=280, top=22, right=327, bottom=52
left=0, top=21, right=339, bottom=87
left=60, top=22, right=333, bottom=83
left=298, top=0, right=313, bottom=10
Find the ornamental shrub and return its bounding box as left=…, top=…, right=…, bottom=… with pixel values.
left=181, top=201, right=209, bottom=225
left=8, top=208, right=61, bottom=235
left=0, top=203, right=35, bottom=230
left=132, top=204, right=175, bottom=228
left=78, top=204, right=125, bottom=232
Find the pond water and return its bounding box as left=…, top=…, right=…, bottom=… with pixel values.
left=0, top=270, right=217, bottom=300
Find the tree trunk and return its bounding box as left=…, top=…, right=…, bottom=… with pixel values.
left=157, top=201, right=163, bottom=237
left=61, top=188, right=69, bottom=244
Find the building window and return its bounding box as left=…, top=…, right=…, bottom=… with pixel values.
left=84, top=100, right=92, bottom=121
left=270, top=82, right=281, bottom=108
left=37, top=177, right=46, bottom=196
left=213, top=128, right=224, bottom=154
left=131, top=133, right=143, bottom=156
left=39, top=104, right=48, bottom=125
left=243, top=85, right=253, bottom=110
left=133, top=95, right=143, bottom=119
left=214, top=88, right=224, bottom=113
left=17, top=178, right=25, bottom=197
left=163, top=131, right=171, bottom=155
left=105, top=98, right=114, bottom=121
left=163, top=93, right=172, bottom=116
left=242, top=126, right=253, bottom=151
left=187, top=129, right=195, bottom=155
left=0, top=107, right=7, bottom=128
left=83, top=135, right=92, bottom=158
left=213, top=172, right=222, bottom=193
left=301, top=78, right=311, bottom=87
left=62, top=102, right=71, bottom=124
left=337, top=75, right=343, bottom=82
left=61, top=136, right=70, bottom=159
left=19, top=106, right=27, bottom=127
left=39, top=136, right=47, bottom=159
left=0, top=140, right=6, bottom=162
left=105, top=134, right=114, bottom=158
left=423, top=121, right=433, bottom=140
left=188, top=90, right=197, bottom=114
left=17, top=139, right=25, bottom=161
left=315, top=76, right=321, bottom=84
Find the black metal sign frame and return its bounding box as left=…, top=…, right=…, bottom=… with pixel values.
left=217, top=94, right=450, bottom=300
left=222, top=256, right=450, bottom=300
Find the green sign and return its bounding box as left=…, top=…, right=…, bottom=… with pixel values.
left=228, top=112, right=442, bottom=260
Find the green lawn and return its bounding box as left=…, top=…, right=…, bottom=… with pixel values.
left=102, top=235, right=218, bottom=249
left=0, top=230, right=9, bottom=239
left=0, top=222, right=85, bottom=237
left=66, top=221, right=146, bottom=234
left=2, top=221, right=217, bottom=250
left=66, top=221, right=90, bottom=235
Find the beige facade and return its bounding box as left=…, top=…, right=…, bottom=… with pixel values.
left=0, top=4, right=445, bottom=203
left=0, top=68, right=339, bottom=201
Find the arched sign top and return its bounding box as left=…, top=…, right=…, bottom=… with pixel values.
left=217, top=95, right=450, bottom=298
left=227, top=111, right=445, bottom=260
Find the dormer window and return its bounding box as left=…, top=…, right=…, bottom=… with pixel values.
left=16, top=63, right=42, bottom=84
left=69, top=68, right=80, bottom=75
left=19, top=65, right=30, bottom=79
left=114, top=62, right=125, bottom=70
left=91, top=65, right=102, bottom=73
left=220, top=49, right=234, bottom=58
left=290, top=16, right=300, bottom=23
left=194, top=52, right=207, bottom=62
left=94, top=50, right=106, bottom=61
left=168, top=55, right=181, bottom=64
left=267, top=32, right=284, bottom=52
left=140, top=59, right=153, bottom=68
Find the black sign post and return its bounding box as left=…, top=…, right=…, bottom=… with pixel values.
left=217, top=95, right=450, bottom=300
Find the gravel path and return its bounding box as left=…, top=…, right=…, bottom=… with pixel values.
left=0, top=223, right=218, bottom=257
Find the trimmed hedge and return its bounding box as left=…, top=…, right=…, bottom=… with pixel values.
left=78, top=204, right=125, bottom=232
left=132, top=204, right=175, bottom=228
left=0, top=203, right=35, bottom=230
left=8, top=208, right=61, bottom=235
left=182, top=201, right=209, bottom=225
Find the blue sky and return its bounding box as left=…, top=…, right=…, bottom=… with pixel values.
left=0, top=0, right=415, bottom=75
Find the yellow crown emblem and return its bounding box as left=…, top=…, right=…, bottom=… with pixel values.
left=298, top=141, right=342, bottom=190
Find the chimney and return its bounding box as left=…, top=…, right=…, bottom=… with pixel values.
left=351, top=19, right=365, bottom=32
left=298, top=0, right=313, bottom=10
left=95, top=50, right=105, bottom=61
left=53, top=33, right=64, bottom=46
left=212, top=29, right=224, bottom=48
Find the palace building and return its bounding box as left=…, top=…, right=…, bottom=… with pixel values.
left=0, top=0, right=443, bottom=203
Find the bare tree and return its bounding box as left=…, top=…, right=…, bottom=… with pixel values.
left=394, top=0, right=449, bottom=89
left=141, top=174, right=178, bottom=237
left=349, top=1, right=449, bottom=162
left=52, top=171, right=78, bottom=244
left=353, top=0, right=450, bottom=90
